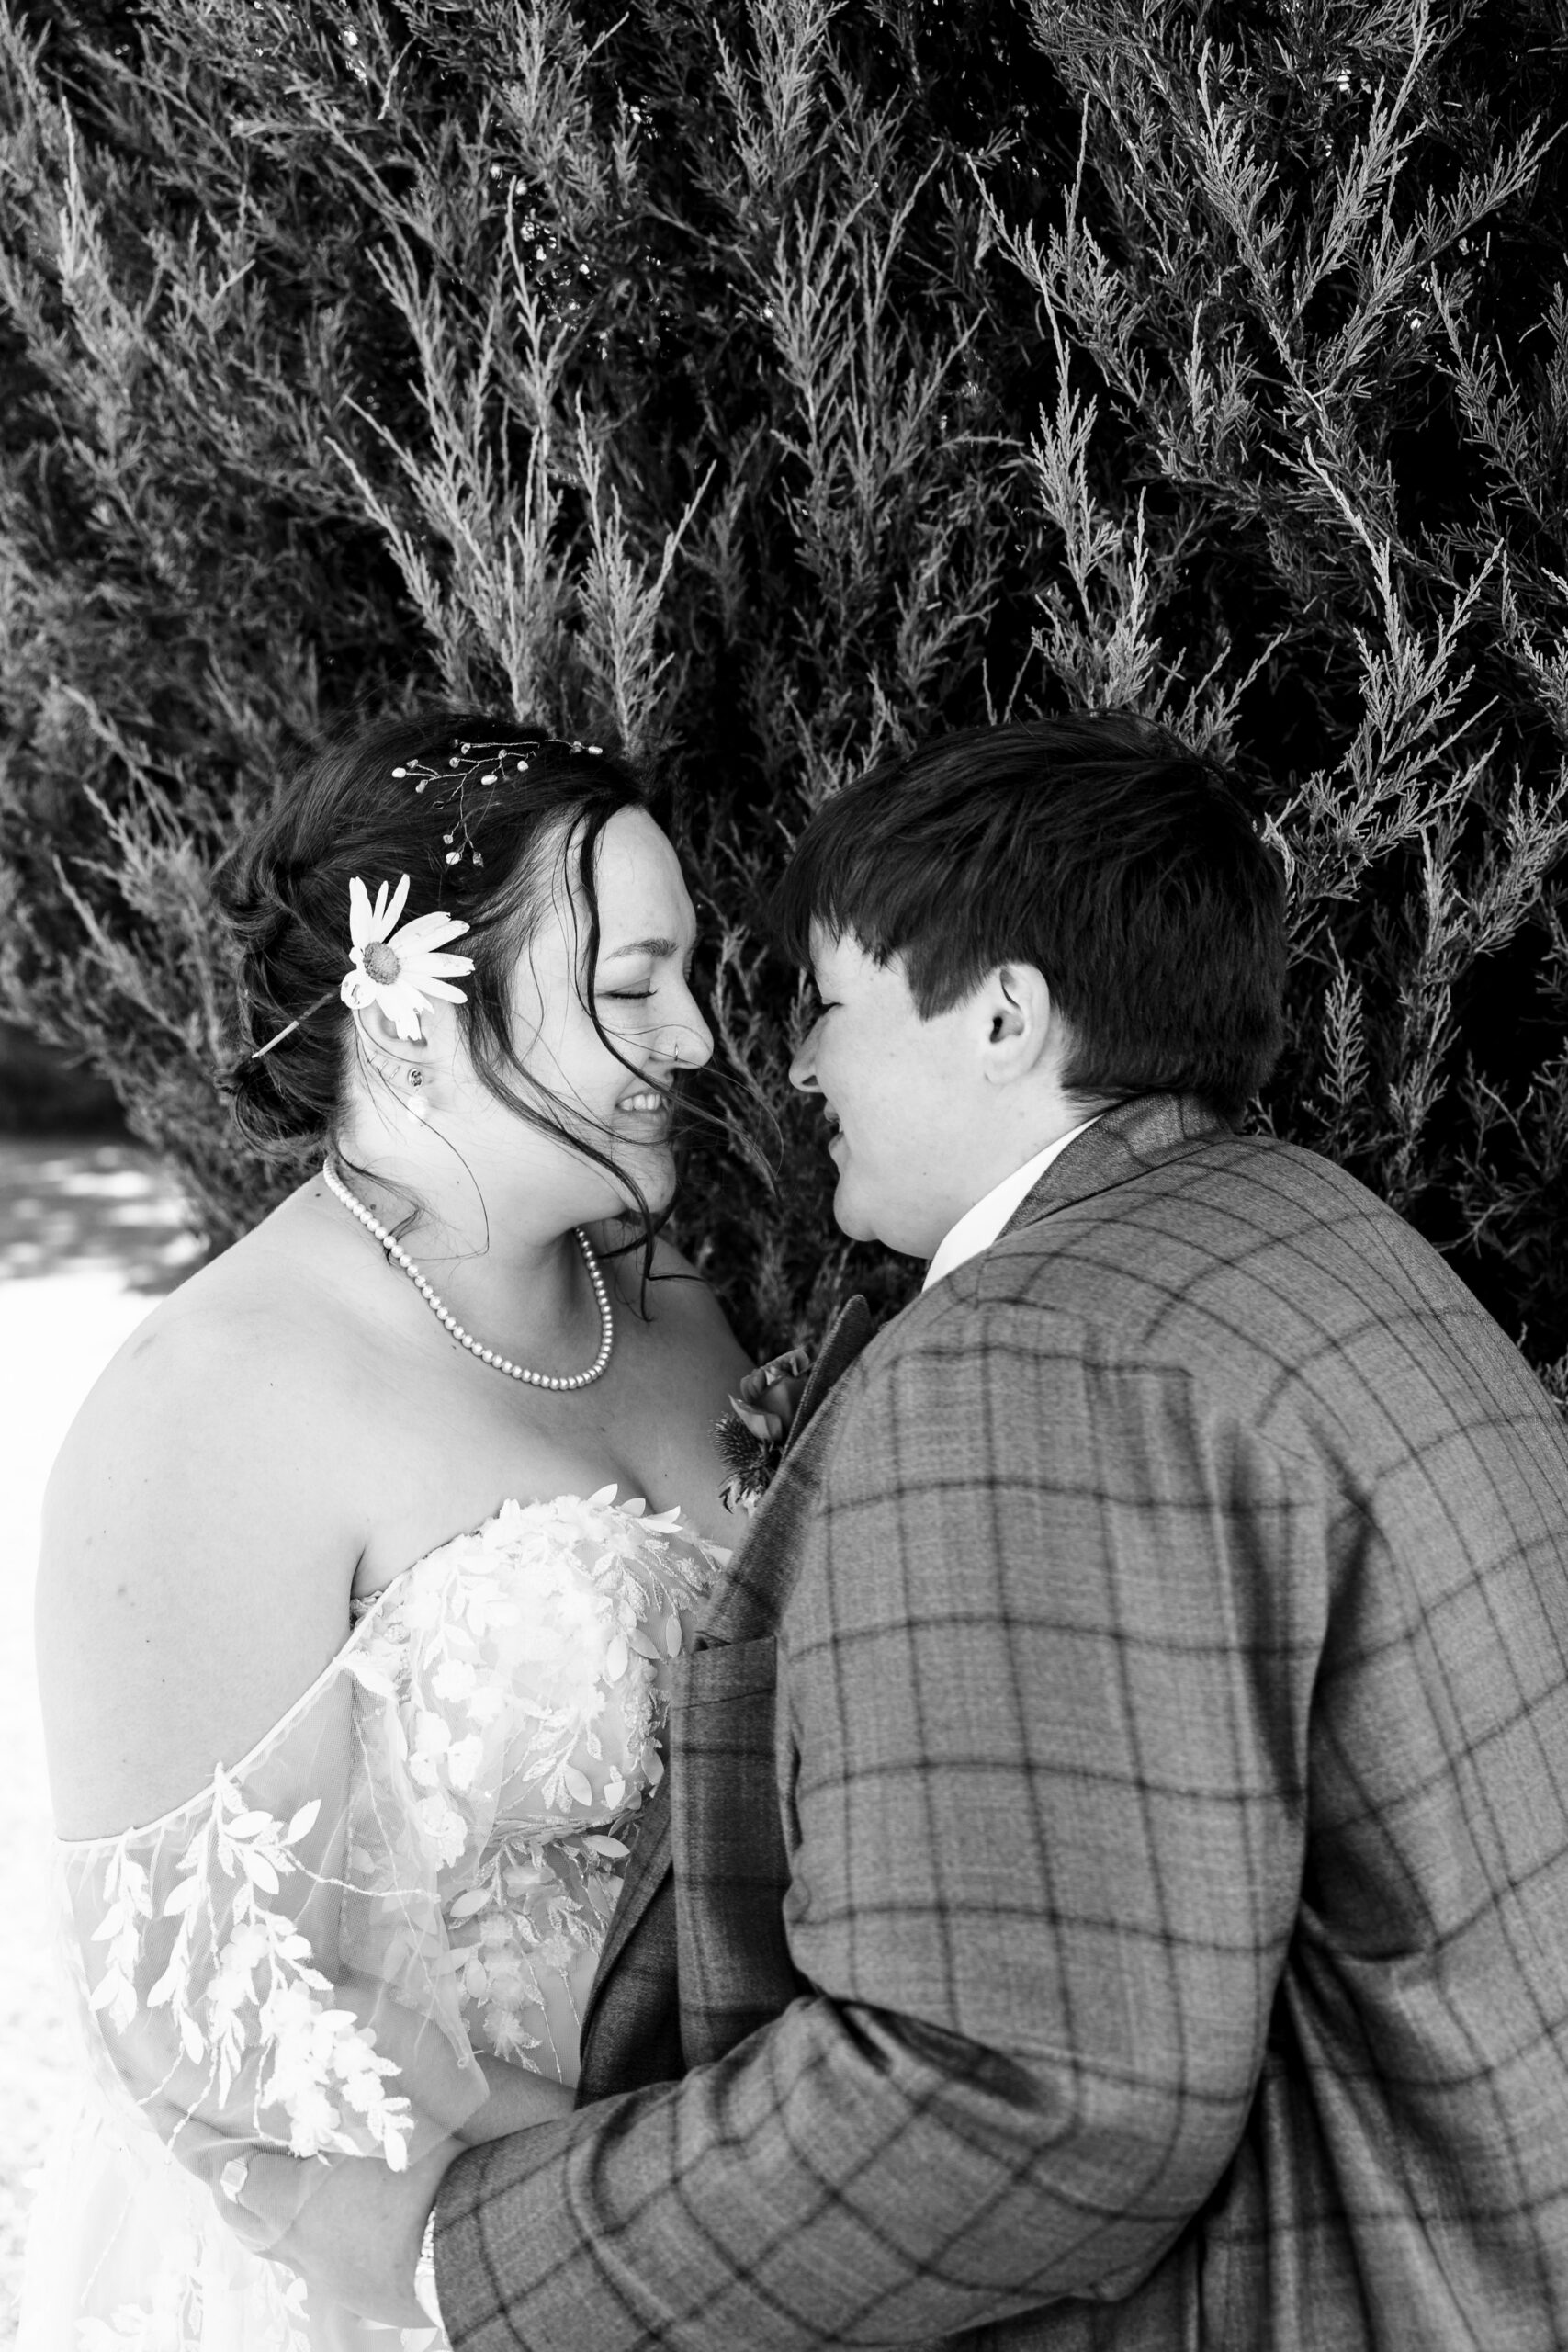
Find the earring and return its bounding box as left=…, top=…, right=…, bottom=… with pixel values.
left=367, top=1046, right=429, bottom=1118
left=387, top=1060, right=427, bottom=1121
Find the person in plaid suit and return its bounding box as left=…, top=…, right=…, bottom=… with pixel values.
left=256, top=714, right=1568, bottom=2346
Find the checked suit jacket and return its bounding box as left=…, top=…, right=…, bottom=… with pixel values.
left=436, top=1091, right=1568, bottom=2351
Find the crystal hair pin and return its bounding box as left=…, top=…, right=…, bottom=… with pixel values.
left=389, top=734, right=604, bottom=868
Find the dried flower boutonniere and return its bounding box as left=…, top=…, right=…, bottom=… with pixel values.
left=714, top=1348, right=813, bottom=1514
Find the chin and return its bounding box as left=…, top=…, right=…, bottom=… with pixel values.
left=830, top=1175, right=885, bottom=1246
left=833, top=1176, right=939, bottom=1259
left=610, top=1140, right=678, bottom=1222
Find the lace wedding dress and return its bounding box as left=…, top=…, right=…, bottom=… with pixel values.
left=19, top=1488, right=723, bottom=2352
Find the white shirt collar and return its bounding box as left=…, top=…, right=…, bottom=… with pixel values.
left=921, top=1117, right=1100, bottom=1292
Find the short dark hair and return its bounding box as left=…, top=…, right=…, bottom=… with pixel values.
left=773, top=712, right=1286, bottom=1122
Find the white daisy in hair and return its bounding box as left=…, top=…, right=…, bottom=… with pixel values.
left=339, top=873, right=475, bottom=1038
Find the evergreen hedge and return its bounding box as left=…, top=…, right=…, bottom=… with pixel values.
left=3, top=0, right=1566, bottom=1385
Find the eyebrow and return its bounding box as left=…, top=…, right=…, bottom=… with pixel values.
left=599, top=934, right=690, bottom=961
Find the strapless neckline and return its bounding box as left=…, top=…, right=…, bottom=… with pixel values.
left=347, top=1484, right=698, bottom=1619
left=58, top=1486, right=722, bottom=1850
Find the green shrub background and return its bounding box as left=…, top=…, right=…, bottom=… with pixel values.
left=3, top=0, right=1566, bottom=1383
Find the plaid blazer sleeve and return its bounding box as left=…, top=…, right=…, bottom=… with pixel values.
left=434, top=1286, right=1325, bottom=2348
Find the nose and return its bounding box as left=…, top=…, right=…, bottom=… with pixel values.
left=788, top=1022, right=821, bottom=1095
left=666, top=981, right=714, bottom=1070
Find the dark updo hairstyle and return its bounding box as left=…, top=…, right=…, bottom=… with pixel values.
left=220, top=711, right=664, bottom=1224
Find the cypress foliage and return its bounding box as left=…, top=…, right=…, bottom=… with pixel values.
left=2, top=0, right=1565, bottom=1381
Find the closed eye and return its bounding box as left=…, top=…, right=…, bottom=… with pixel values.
left=596, top=940, right=697, bottom=1008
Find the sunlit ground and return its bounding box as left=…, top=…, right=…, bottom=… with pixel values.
left=0, top=1144, right=200, bottom=2346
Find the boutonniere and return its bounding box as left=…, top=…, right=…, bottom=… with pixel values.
left=714, top=1348, right=813, bottom=1514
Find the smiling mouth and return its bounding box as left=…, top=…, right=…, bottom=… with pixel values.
left=615, top=1087, right=674, bottom=1131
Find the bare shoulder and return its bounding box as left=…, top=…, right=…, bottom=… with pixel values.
left=46, top=1211, right=370, bottom=1540
left=37, top=1205, right=372, bottom=1839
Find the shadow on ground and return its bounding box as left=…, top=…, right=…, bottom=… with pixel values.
left=0, top=1143, right=205, bottom=1291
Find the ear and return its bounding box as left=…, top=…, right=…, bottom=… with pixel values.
left=977, top=964, right=1055, bottom=1083
left=356, top=998, right=432, bottom=1061
left=351, top=1002, right=444, bottom=1117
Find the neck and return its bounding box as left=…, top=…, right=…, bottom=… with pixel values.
left=953, top=1092, right=1096, bottom=1211
left=327, top=1128, right=605, bottom=1356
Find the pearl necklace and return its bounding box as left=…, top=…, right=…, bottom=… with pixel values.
left=321, top=1159, right=614, bottom=1391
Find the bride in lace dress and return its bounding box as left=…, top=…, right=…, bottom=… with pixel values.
left=22, top=720, right=753, bottom=2352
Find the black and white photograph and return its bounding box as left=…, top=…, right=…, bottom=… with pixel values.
left=4, top=4, right=1568, bottom=2346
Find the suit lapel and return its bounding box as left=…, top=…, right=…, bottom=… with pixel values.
left=783, top=1295, right=874, bottom=1446
left=580, top=1775, right=671, bottom=2045
left=581, top=1294, right=874, bottom=2047
left=698, top=1294, right=874, bottom=1646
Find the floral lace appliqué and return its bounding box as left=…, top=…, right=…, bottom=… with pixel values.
left=353, top=1486, right=719, bottom=2073
left=39, top=1486, right=725, bottom=2352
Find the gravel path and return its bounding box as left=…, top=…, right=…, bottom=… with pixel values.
left=0, top=1144, right=200, bottom=2346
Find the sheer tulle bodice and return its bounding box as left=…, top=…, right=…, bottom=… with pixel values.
left=21, top=1488, right=723, bottom=2352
